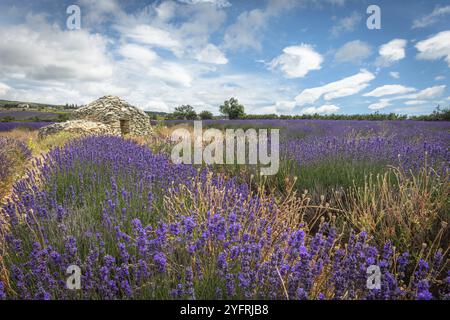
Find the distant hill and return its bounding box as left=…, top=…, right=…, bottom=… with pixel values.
left=0, top=99, right=65, bottom=109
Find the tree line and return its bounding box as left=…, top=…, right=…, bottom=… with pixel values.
left=161, top=98, right=450, bottom=121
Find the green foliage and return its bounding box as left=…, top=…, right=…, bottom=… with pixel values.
left=199, top=110, right=214, bottom=120
left=172, top=105, right=198, bottom=120
left=57, top=113, right=70, bottom=122
left=409, top=106, right=450, bottom=121
left=0, top=116, right=15, bottom=122
left=219, top=98, right=245, bottom=119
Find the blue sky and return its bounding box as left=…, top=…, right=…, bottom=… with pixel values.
left=0, top=0, right=449, bottom=115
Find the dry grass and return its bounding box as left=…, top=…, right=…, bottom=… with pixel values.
left=335, top=165, right=449, bottom=253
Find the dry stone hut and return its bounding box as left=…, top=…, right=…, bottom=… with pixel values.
left=38, top=96, right=152, bottom=139
left=73, top=96, right=152, bottom=136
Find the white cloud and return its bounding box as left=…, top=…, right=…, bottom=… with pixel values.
left=389, top=72, right=400, bottom=79
left=368, top=100, right=390, bottom=110
left=330, top=12, right=362, bottom=37
left=0, top=15, right=114, bottom=82
left=273, top=100, right=296, bottom=112
left=393, top=106, right=432, bottom=115
left=223, top=0, right=299, bottom=51
left=404, top=100, right=427, bottom=106
left=116, top=43, right=193, bottom=88
left=177, top=0, right=231, bottom=8
left=0, top=82, right=11, bottom=95
left=269, top=44, right=323, bottom=78
left=295, top=69, right=375, bottom=106
left=145, top=99, right=171, bottom=112
left=387, top=85, right=446, bottom=101
left=0, top=3, right=291, bottom=113
left=435, top=75, right=445, bottom=81
left=300, top=104, right=340, bottom=114
left=334, top=40, right=372, bottom=63
left=195, top=44, right=228, bottom=64
left=119, top=24, right=182, bottom=55
left=412, top=5, right=450, bottom=29
left=407, top=85, right=446, bottom=100
left=118, top=44, right=158, bottom=63
left=416, top=30, right=450, bottom=67
left=376, top=39, right=407, bottom=67
left=363, top=85, right=416, bottom=97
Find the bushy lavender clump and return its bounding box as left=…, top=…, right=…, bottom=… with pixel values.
left=0, top=136, right=447, bottom=300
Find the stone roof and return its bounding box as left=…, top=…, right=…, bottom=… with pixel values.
left=74, top=96, right=149, bottom=121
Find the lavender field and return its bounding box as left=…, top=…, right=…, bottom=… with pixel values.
left=0, top=120, right=448, bottom=300
left=0, top=122, right=53, bottom=132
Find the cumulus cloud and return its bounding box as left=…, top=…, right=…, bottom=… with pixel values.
left=330, top=12, right=362, bottom=37
left=0, top=15, right=113, bottom=82
left=368, top=100, right=390, bottom=110
left=334, top=40, right=372, bottom=64
left=195, top=44, right=228, bottom=64
left=295, top=69, right=375, bottom=106
left=363, top=85, right=416, bottom=97
left=269, top=44, right=323, bottom=78
left=375, top=39, right=407, bottom=67
left=412, top=5, right=450, bottom=29
left=415, top=30, right=450, bottom=67
left=0, top=2, right=289, bottom=113
left=300, top=104, right=340, bottom=115
left=145, top=99, right=171, bottom=112
left=115, top=43, right=194, bottom=88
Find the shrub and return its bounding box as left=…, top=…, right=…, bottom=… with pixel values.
left=199, top=110, right=213, bottom=120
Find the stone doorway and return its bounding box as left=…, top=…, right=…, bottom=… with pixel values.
left=120, top=119, right=130, bottom=135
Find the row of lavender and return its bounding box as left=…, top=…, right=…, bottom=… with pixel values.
left=163, top=119, right=450, bottom=173
left=279, top=120, right=450, bottom=173
left=0, top=122, right=52, bottom=132
left=0, top=136, right=448, bottom=299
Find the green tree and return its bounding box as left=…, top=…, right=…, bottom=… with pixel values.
left=172, top=105, right=197, bottom=120
left=199, top=110, right=213, bottom=120
left=219, top=98, right=245, bottom=119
